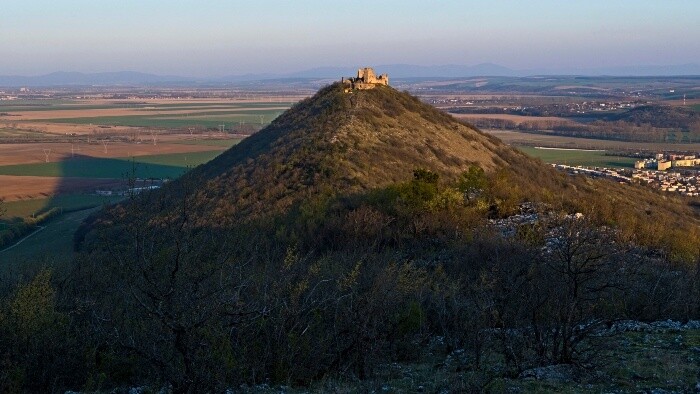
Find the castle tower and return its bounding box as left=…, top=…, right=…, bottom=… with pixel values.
left=344, top=67, right=389, bottom=91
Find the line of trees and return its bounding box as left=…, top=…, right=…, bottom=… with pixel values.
left=466, top=117, right=700, bottom=143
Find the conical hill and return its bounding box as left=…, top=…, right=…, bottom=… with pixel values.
left=78, top=82, right=700, bottom=263
left=177, top=82, right=539, bottom=222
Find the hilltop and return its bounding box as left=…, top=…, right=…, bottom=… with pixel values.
left=173, top=82, right=539, bottom=222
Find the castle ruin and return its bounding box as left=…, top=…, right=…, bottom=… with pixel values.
left=342, top=67, right=389, bottom=91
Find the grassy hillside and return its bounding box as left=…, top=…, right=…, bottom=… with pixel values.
left=167, top=83, right=543, bottom=223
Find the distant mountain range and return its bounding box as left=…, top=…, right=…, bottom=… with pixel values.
left=0, top=71, right=195, bottom=87
left=1, top=63, right=699, bottom=87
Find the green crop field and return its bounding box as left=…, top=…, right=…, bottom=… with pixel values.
left=0, top=207, right=97, bottom=269
left=137, top=102, right=293, bottom=110
left=0, top=150, right=223, bottom=179
left=37, top=110, right=283, bottom=129
left=0, top=99, right=76, bottom=110
left=0, top=100, right=293, bottom=113
left=518, top=146, right=637, bottom=168
left=0, top=104, right=124, bottom=112
left=173, top=138, right=241, bottom=147
left=3, top=194, right=123, bottom=219
left=138, top=102, right=294, bottom=109
left=0, top=128, right=56, bottom=140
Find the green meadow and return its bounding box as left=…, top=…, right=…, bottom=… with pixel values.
left=0, top=208, right=98, bottom=267
left=0, top=196, right=124, bottom=266
left=3, top=194, right=123, bottom=219
left=517, top=146, right=637, bottom=168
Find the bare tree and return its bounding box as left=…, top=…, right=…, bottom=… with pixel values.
left=528, top=215, right=628, bottom=365
left=80, top=180, right=265, bottom=392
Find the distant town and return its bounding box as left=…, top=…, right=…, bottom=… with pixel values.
left=554, top=151, right=700, bottom=197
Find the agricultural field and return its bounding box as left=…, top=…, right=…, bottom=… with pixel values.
left=2, top=194, right=122, bottom=218
left=0, top=194, right=125, bottom=266
left=452, top=113, right=570, bottom=125
left=0, top=96, right=282, bottom=264
left=0, top=141, right=229, bottom=166
left=486, top=129, right=700, bottom=152
left=0, top=150, right=224, bottom=180
left=39, top=110, right=285, bottom=129
left=0, top=139, right=236, bottom=261
left=0, top=208, right=98, bottom=269
left=0, top=98, right=295, bottom=136
left=0, top=127, right=56, bottom=142
left=517, top=146, right=637, bottom=168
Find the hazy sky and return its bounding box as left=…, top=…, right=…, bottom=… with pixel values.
left=2, top=0, right=699, bottom=76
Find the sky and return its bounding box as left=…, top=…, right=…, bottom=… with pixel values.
left=1, top=0, right=699, bottom=76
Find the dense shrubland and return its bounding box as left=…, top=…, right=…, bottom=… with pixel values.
left=1, top=166, right=699, bottom=392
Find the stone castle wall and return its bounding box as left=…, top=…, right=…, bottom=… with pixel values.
left=342, top=67, right=388, bottom=90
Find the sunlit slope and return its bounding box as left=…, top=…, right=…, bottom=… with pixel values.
left=179, top=83, right=539, bottom=221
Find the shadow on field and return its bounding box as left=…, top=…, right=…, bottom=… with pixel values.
left=0, top=153, right=192, bottom=265
left=0, top=153, right=192, bottom=179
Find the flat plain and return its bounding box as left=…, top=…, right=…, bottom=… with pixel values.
left=516, top=146, right=637, bottom=168
left=0, top=98, right=299, bottom=136
left=485, top=129, right=700, bottom=151
left=0, top=97, right=288, bottom=262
